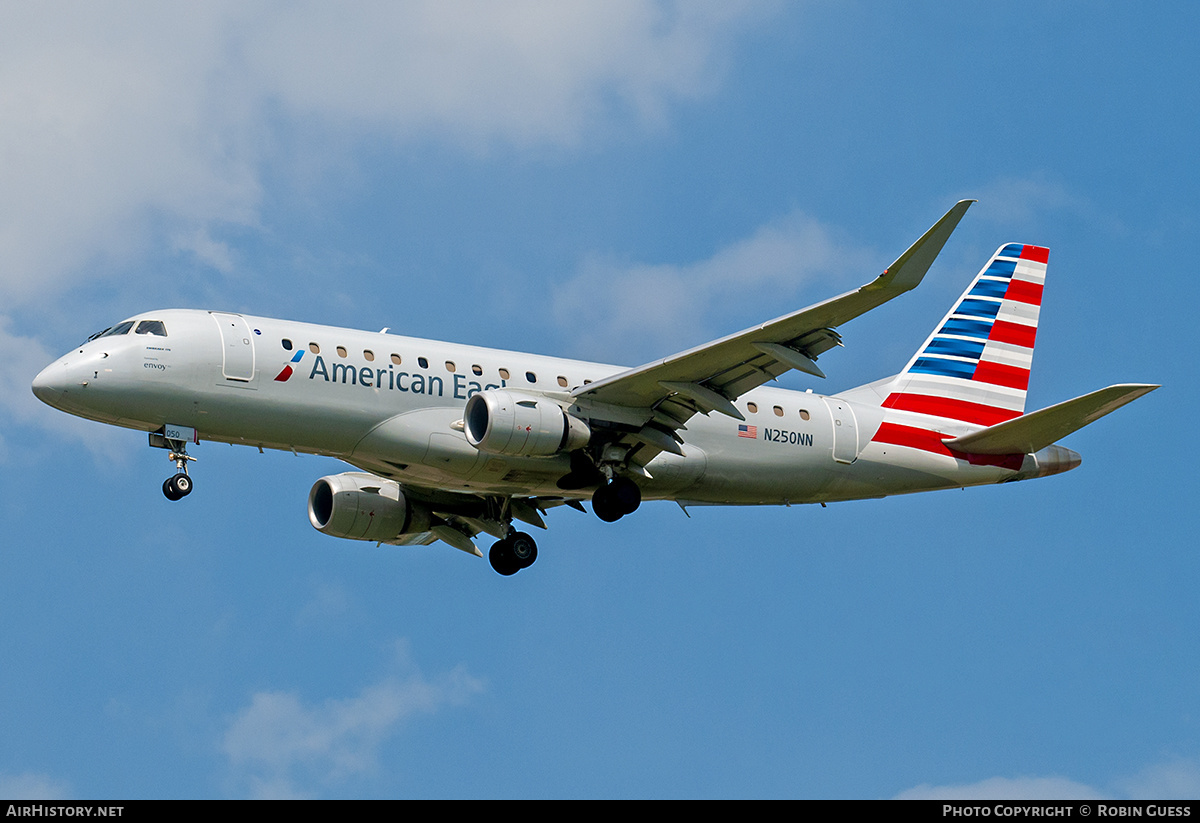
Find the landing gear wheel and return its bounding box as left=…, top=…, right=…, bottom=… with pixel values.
left=593, top=478, right=641, bottom=521
left=163, top=473, right=192, bottom=500
left=592, top=484, right=624, bottom=522
left=509, top=531, right=538, bottom=569
left=610, top=477, right=641, bottom=514
left=489, top=539, right=521, bottom=576
left=157, top=436, right=197, bottom=502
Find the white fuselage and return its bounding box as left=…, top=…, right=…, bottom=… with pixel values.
left=32, top=308, right=1074, bottom=508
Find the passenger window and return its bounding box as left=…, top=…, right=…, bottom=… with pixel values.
left=336, top=346, right=348, bottom=358
left=364, top=350, right=375, bottom=362
left=390, top=353, right=402, bottom=366
left=773, top=405, right=784, bottom=417
left=525, top=371, right=537, bottom=383
left=282, top=339, right=293, bottom=351
left=499, top=368, right=510, bottom=380
left=557, top=376, right=568, bottom=388
left=134, top=320, right=167, bottom=336
left=309, top=342, right=320, bottom=354
left=418, top=357, right=429, bottom=369
left=445, top=361, right=456, bottom=373
left=472, top=365, right=483, bottom=376
left=747, top=402, right=758, bottom=414
left=798, top=409, right=810, bottom=421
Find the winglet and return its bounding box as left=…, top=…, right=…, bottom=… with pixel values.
left=866, top=200, right=975, bottom=294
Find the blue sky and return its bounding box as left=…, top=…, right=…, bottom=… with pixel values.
left=1, top=1, right=1195, bottom=799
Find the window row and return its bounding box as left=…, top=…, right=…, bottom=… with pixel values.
left=745, top=401, right=811, bottom=421
left=281, top=338, right=588, bottom=388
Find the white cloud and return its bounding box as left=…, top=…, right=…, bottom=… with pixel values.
left=895, top=775, right=1106, bottom=800
left=0, top=772, right=72, bottom=800
left=551, top=209, right=877, bottom=363
left=1117, top=758, right=1200, bottom=800
left=895, top=759, right=1200, bottom=801
left=965, top=174, right=1120, bottom=237
left=0, top=0, right=774, bottom=451
left=0, top=1, right=769, bottom=305
left=248, top=1, right=762, bottom=146
left=0, top=3, right=262, bottom=301
left=171, top=227, right=237, bottom=275
left=969, top=176, right=1081, bottom=226
left=222, top=641, right=484, bottom=798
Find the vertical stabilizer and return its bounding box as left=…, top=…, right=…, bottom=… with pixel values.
left=880, top=244, right=1048, bottom=425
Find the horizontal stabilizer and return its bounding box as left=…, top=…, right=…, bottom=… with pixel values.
left=944, top=383, right=1158, bottom=455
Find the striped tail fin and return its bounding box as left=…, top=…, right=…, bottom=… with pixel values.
left=881, top=243, right=1048, bottom=426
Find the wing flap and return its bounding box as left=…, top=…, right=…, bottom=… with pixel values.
left=944, top=383, right=1159, bottom=455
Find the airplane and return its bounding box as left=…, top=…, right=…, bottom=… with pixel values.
left=31, top=201, right=1157, bottom=575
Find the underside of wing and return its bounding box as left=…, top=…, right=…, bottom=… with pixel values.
left=314, top=466, right=583, bottom=556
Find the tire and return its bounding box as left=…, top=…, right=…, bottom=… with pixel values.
left=162, top=477, right=182, bottom=501
left=489, top=539, right=520, bottom=576
left=610, top=477, right=641, bottom=514
left=172, top=473, right=193, bottom=496
left=591, top=484, right=623, bottom=522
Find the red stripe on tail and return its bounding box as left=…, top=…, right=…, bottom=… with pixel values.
left=972, top=361, right=1030, bottom=390
left=882, top=393, right=1021, bottom=426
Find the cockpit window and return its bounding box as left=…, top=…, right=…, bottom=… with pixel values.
left=134, top=320, right=167, bottom=336
left=86, top=320, right=135, bottom=342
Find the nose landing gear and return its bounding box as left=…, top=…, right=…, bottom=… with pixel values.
left=150, top=427, right=198, bottom=501
left=161, top=445, right=196, bottom=500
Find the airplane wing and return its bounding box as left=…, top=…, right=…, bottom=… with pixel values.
left=339, top=458, right=587, bottom=554
left=569, top=201, right=974, bottom=455
left=389, top=490, right=583, bottom=554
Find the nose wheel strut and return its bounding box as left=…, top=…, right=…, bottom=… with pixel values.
left=150, top=427, right=200, bottom=501
left=161, top=441, right=196, bottom=501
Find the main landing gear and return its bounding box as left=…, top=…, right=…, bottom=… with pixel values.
left=489, top=530, right=538, bottom=576
left=591, top=476, right=641, bottom=522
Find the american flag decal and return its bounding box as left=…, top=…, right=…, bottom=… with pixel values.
left=737, top=424, right=757, bottom=439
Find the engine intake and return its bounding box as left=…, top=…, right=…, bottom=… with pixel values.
left=308, top=472, right=430, bottom=542
left=464, top=390, right=590, bottom=457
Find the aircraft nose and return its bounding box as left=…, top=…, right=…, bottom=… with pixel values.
left=31, top=359, right=73, bottom=407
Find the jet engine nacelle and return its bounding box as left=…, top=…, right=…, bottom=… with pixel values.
left=307, top=472, right=430, bottom=543
left=464, top=389, right=590, bottom=457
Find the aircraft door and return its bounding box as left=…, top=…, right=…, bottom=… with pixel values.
left=823, top=396, right=860, bottom=464
left=211, top=312, right=256, bottom=382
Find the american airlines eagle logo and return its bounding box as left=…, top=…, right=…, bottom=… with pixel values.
left=274, top=350, right=304, bottom=382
